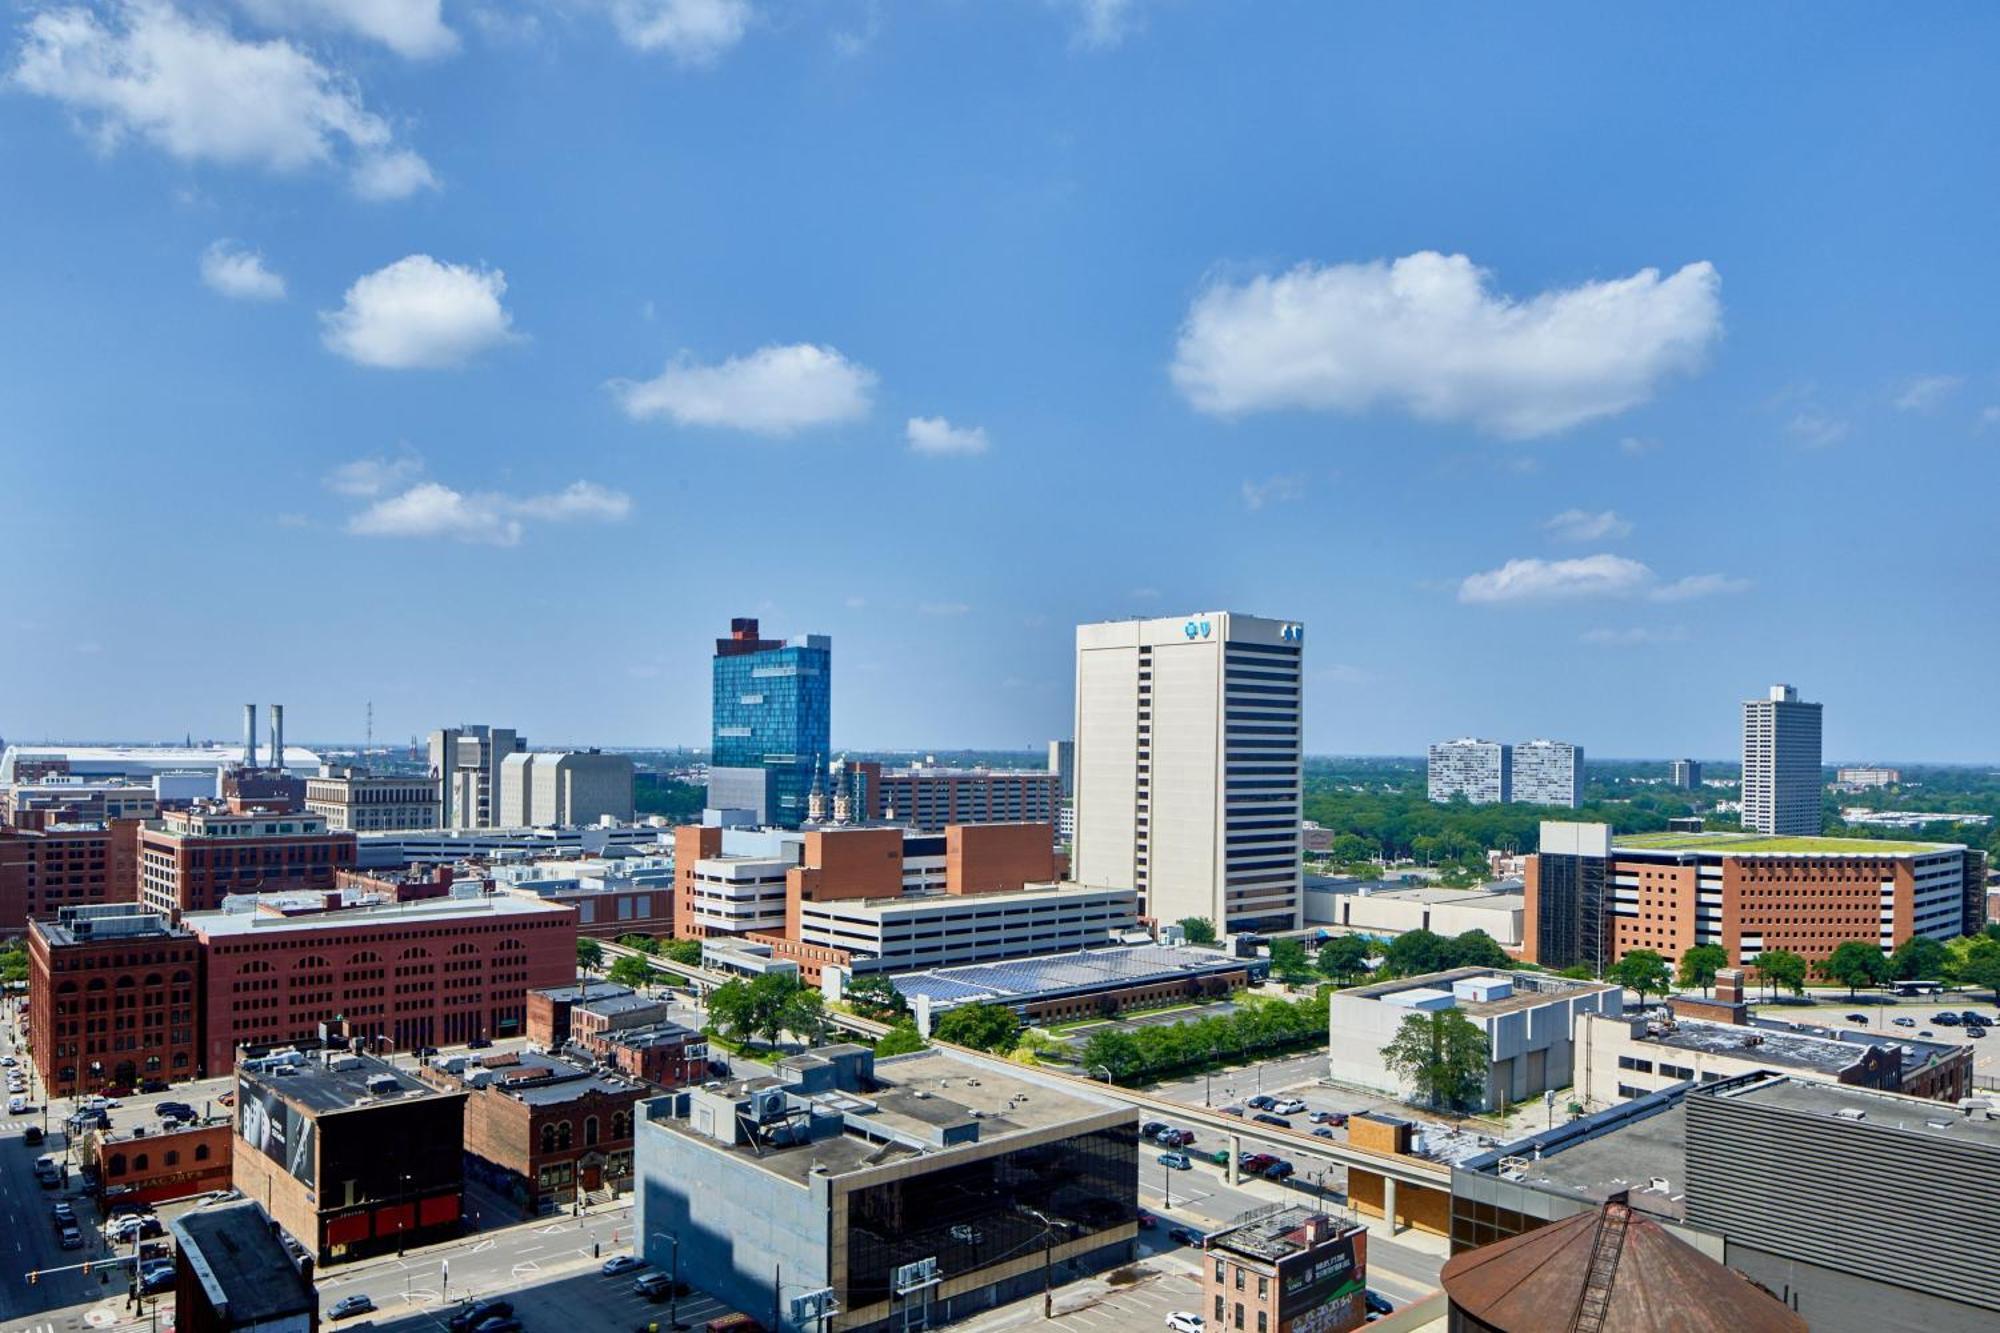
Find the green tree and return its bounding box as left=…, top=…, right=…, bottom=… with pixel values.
left=706, top=973, right=820, bottom=1047
left=1316, top=936, right=1372, bottom=985
left=1755, top=948, right=1808, bottom=999
left=777, top=986, right=827, bottom=1046
left=1441, top=930, right=1511, bottom=970
left=932, top=1003, right=1022, bottom=1053
left=706, top=978, right=760, bottom=1044
left=1329, top=834, right=1378, bottom=865
left=618, top=934, right=660, bottom=955
left=1818, top=940, right=1890, bottom=998
left=662, top=938, right=704, bottom=967
left=1960, top=945, right=2000, bottom=1004
left=1178, top=917, right=1218, bottom=945
left=846, top=974, right=910, bottom=1021
left=607, top=955, right=655, bottom=988
left=1676, top=944, right=1729, bottom=997
left=1889, top=935, right=1950, bottom=981
left=1380, top=929, right=1447, bottom=978
left=576, top=938, right=604, bottom=971
left=1379, top=1010, right=1491, bottom=1111
left=1609, top=950, right=1672, bottom=1003
left=1080, top=1029, right=1144, bottom=1082
left=874, top=1022, right=927, bottom=1057
left=1270, top=939, right=1315, bottom=985
left=0, top=940, right=28, bottom=984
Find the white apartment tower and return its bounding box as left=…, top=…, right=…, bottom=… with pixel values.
left=1742, top=683, right=1823, bottom=835
left=1428, top=739, right=1512, bottom=804
left=1073, top=612, right=1304, bottom=934
left=1513, top=739, right=1583, bottom=808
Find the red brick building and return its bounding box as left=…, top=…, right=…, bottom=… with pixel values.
left=1, top=819, right=141, bottom=931
left=139, top=804, right=357, bottom=916
left=424, top=1050, right=642, bottom=1209
left=189, top=890, right=574, bottom=1076
left=91, top=1119, right=233, bottom=1207
left=27, top=904, right=201, bottom=1096
left=599, top=1023, right=708, bottom=1090
left=525, top=981, right=635, bottom=1049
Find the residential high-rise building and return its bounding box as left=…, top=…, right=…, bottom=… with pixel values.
left=1073, top=611, right=1304, bottom=934
left=427, top=725, right=525, bottom=830
left=1513, top=739, right=1583, bottom=808
left=1670, top=758, right=1702, bottom=790
left=1741, top=684, right=1823, bottom=835
left=707, top=617, right=830, bottom=829
left=1427, top=739, right=1512, bottom=805
left=1048, top=739, right=1075, bottom=798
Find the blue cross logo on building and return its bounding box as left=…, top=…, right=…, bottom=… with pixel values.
left=1280, top=623, right=1304, bottom=642
left=1184, top=619, right=1211, bottom=639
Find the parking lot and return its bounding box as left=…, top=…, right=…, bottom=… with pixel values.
left=1751, top=992, right=2000, bottom=1083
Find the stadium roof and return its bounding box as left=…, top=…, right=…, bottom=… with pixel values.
left=1, top=743, right=322, bottom=781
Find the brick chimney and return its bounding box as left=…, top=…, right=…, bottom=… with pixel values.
left=1715, top=968, right=1745, bottom=1004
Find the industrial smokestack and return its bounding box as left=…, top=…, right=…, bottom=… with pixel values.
left=244, top=704, right=259, bottom=769
left=270, top=704, right=284, bottom=773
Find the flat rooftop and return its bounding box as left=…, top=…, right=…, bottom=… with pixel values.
left=1485, top=1098, right=1692, bottom=1220
left=651, top=1047, right=1127, bottom=1186
left=534, top=982, right=635, bottom=1005
left=1630, top=1015, right=1877, bottom=1076
left=446, top=1051, right=641, bottom=1107
left=1715, top=1073, right=2000, bottom=1149
left=1307, top=881, right=1522, bottom=907
left=190, top=890, right=569, bottom=936
left=892, top=943, right=1249, bottom=1007
left=169, top=1199, right=316, bottom=1324
left=1210, top=1205, right=1358, bottom=1264
left=575, top=993, right=667, bottom=1019
left=1613, top=831, right=1957, bottom=856
left=1344, top=968, right=1614, bottom=1018
left=242, top=1054, right=456, bottom=1117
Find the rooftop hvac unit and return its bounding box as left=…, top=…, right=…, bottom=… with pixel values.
left=1832, top=1107, right=1866, bottom=1122
left=749, top=1088, right=786, bottom=1122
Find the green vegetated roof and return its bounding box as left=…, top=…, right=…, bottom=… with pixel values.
left=1613, top=830, right=1953, bottom=855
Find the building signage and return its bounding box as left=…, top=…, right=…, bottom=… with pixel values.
left=1279, top=623, right=1304, bottom=642
left=239, top=1085, right=316, bottom=1188
left=1280, top=1231, right=1362, bottom=1333
left=1183, top=619, right=1212, bottom=640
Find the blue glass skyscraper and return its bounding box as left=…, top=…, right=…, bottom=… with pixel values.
left=707, top=618, right=831, bottom=829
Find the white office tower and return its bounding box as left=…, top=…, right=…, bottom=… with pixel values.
left=1742, top=683, right=1823, bottom=835
left=1514, top=739, right=1583, bottom=808
left=1428, top=739, right=1512, bottom=804
left=1073, top=612, right=1304, bottom=934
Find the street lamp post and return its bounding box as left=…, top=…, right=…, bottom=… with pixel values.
left=1022, top=1208, right=1058, bottom=1320
left=649, top=1230, right=683, bottom=1330
left=1087, top=1065, right=1112, bottom=1084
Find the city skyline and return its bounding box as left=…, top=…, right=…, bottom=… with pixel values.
left=4, top=6, right=1998, bottom=760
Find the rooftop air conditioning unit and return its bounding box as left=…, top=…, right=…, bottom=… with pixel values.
left=1832, top=1107, right=1866, bottom=1122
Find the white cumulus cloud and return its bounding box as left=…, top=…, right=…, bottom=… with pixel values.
left=1459, top=553, right=1748, bottom=605
left=1061, top=0, right=1140, bottom=50
left=1172, top=252, right=1722, bottom=439
left=199, top=240, right=285, bottom=300
left=9, top=1, right=434, bottom=199
left=323, top=452, right=423, bottom=497
left=598, top=0, right=752, bottom=65
left=612, top=343, right=875, bottom=436
left=906, top=416, right=988, bottom=457
left=1543, top=508, right=1632, bottom=542
left=235, top=0, right=459, bottom=59
left=1893, top=373, right=1963, bottom=411
left=321, top=256, right=518, bottom=370
left=345, top=479, right=633, bottom=546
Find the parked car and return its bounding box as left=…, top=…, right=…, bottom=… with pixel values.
left=51, top=1202, right=76, bottom=1225
left=1166, top=1226, right=1204, bottom=1247
left=1141, top=1121, right=1169, bottom=1138
left=447, top=1298, right=514, bottom=1332
left=1239, top=1152, right=1276, bottom=1173
left=1365, top=1291, right=1395, bottom=1316
left=1218, top=1105, right=1245, bottom=1117
left=1136, top=1210, right=1158, bottom=1230
left=1263, top=1161, right=1295, bottom=1180
left=1251, top=1113, right=1292, bottom=1129
left=1268, top=1097, right=1307, bottom=1116
left=139, top=1261, right=175, bottom=1295
left=1208, top=1149, right=1232, bottom=1166
left=1158, top=1151, right=1192, bottom=1170
left=1246, top=1095, right=1276, bottom=1110
left=1166, top=1314, right=1206, bottom=1333
left=82, top=1095, right=118, bottom=1109
left=1308, top=1110, right=1348, bottom=1126
left=1961, top=1012, right=1990, bottom=1027
left=58, top=1225, right=83, bottom=1250
left=1969, top=1026, right=1987, bottom=1039
left=1158, top=1128, right=1195, bottom=1147
left=416, top=1045, right=441, bottom=1058
left=139, top=1079, right=169, bottom=1094
left=466, top=1036, right=493, bottom=1049
left=1312, top=1127, right=1337, bottom=1139
left=1844, top=1013, right=1869, bottom=1024
left=157, top=1101, right=196, bottom=1120
left=1933, top=1012, right=1961, bottom=1026
left=23, top=1125, right=43, bottom=1145
left=634, top=1272, right=676, bottom=1302
left=0, top=1054, right=16, bottom=1066
left=8, top=1094, right=27, bottom=1114
left=1892, top=1016, right=1916, bottom=1027
left=601, top=1254, right=646, bottom=1276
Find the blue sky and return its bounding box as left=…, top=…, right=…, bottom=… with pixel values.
left=2, top=2, right=1996, bottom=761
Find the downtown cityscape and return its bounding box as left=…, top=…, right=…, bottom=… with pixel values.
left=4, top=6, right=1999, bottom=1333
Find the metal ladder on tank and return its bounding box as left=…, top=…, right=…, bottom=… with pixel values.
left=1568, top=1194, right=1632, bottom=1333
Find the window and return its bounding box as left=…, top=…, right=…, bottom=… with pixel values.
left=1257, top=1276, right=1268, bottom=1299
left=585, top=1116, right=599, bottom=1147
left=1616, top=1056, right=1654, bottom=1073
left=1235, top=1303, right=1245, bottom=1330
left=1235, top=1266, right=1244, bottom=1291
left=165, top=1151, right=179, bottom=1166
left=1214, top=1259, right=1224, bottom=1283
left=1257, top=1314, right=1267, bottom=1333
left=194, top=1143, right=210, bottom=1161
left=1214, top=1296, right=1225, bottom=1322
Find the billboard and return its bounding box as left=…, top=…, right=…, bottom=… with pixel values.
left=1280, top=1231, right=1362, bottom=1333
left=239, top=1084, right=316, bottom=1188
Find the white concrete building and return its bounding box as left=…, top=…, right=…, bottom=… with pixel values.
left=494, top=750, right=636, bottom=827
left=1513, top=739, right=1583, bottom=809
left=1073, top=611, right=1304, bottom=933
left=1304, top=880, right=1524, bottom=948
left=1326, top=968, right=1622, bottom=1112
left=799, top=883, right=1140, bottom=974
left=1741, top=684, right=1822, bottom=835
left=1427, top=739, right=1512, bottom=805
